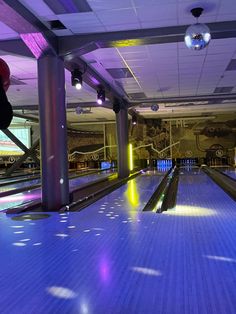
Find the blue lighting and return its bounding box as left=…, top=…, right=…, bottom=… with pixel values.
left=100, top=161, right=111, bottom=170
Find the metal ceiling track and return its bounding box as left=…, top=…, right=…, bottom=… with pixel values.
left=129, top=93, right=236, bottom=105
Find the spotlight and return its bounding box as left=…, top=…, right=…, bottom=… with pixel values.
left=97, top=88, right=105, bottom=105
left=71, top=69, right=82, bottom=90
left=132, top=115, right=137, bottom=125
left=184, top=7, right=211, bottom=50
left=151, top=104, right=159, bottom=112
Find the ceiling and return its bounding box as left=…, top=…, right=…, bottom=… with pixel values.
left=0, top=0, right=236, bottom=130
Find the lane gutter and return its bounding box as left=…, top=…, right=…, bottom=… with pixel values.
left=202, top=166, right=236, bottom=201
left=143, top=166, right=180, bottom=213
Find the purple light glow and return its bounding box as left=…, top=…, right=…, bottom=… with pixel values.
left=97, top=99, right=103, bottom=105
left=20, top=33, right=51, bottom=59
left=99, top=256, right=111, bottom=284
left=0, top=191, right=41, bottom=212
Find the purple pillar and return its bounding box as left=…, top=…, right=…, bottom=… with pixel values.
left=116, top=107, right=130, bottom=178
left=38, top=55, right=69, bottom=211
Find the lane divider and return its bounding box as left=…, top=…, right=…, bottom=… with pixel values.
left=202, top=166, right=236, bottom=201
left=143, top=166, right=179, bottom=213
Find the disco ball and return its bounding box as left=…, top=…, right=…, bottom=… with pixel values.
left=151, top=104, right=159, bottom=112
left=184, top=23, right=211, bottom=50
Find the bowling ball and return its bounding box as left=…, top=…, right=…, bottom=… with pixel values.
left=0, top=58, right=10, bottom=91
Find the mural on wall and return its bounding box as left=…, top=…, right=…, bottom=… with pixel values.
left=129, top=116, right=236, bottom=163
left=30, top=116, right=236, bottom=167
left=67, top=124, right=117, bottom=164
left=68, top=132, right=104, bottom=164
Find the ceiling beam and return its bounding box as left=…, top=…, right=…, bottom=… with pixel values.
left=129, top=93, right=236, bottom=105
left=59, top=20, right=236, bottom=56
left=0, top=1, right=126, bottom=104
left=64, top=57, right=128, bottom=104
left=70, top=121, right=116, bottom=125
left=12, top=101, right=113, bottom=111
left=0, top=40, right=34, bottom=58
left=0, top=0, right=57, bottom=57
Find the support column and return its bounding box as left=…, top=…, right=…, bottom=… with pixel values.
left=38, top=55, right=69, bottom=211
left=116, top=107, right=129, bottom=178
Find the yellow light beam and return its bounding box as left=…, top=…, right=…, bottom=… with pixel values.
left=129, top=143, right=133, bottom=171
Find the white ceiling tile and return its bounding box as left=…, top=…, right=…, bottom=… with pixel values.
left=105, top=23, right=141, bottom=32
left=134, top=0, right=177, bottom=5
left=207, top=45, right=236, bottom=54
left=217, top=0, right=236, bottom=15
left=19, top=0, right=55, bottom=17
left=53, top=29, right=73, bottom=36
left=96, top=8, right=139, bottom=26
left=71, top=26, right=106, bottom=34
left=58, top=12, right=102, bottom=28
left=141, top=19, right=178, bottom=28
left=119, top=46, right=147, bottom=53
left=121, top=51, right=148, bottom=60
left=136, top=3, right=177, bottom=23
left=216, top=14, right=236, bottom=22
left=88, top=0, right=133, bottom=10
left=177, top=1, right=219, bottom=25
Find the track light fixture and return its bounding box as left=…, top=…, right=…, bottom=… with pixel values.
left=132, top=115, right=137, bottom=125
left=184, top=7, right=211, bottom=50
left=97, top=88, right=105, bottom=105
left=71, top=69, right=83, bottom=90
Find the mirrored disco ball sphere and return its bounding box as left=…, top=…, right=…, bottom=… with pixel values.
left=184, top=23, right=211, bottom=50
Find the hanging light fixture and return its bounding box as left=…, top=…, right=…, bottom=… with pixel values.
left=132, top=115, right=137, bottom=125
left=71, top=69, right=83, bottom=90
left=184, top=7, right=211, bottom=50
left=97, top=88, right=105, bottom=105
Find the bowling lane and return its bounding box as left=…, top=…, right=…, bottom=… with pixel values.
left=173, top=167, right=235, bottom=210
left=0, top=169, right=112, bottom=195
left=159, top=168, right=236, bottom=313
left=0, top=173, right=39, bottom=185
left=0, top=170, right=168, bottom=314
left=69, top=170, right=113, bottom=191
left=0, top=178, right=40, bottom=193
left=0, top=170, right=113, bottom=212
left=2, top=169, right=236, bottom=313
left=81, top=169, right=166, bottom=213
left=222, top=168, right=236, bottom=180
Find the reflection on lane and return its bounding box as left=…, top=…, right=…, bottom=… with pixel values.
left=0, top=170, right=104, bottom=193
left=1, top=170, right=236, bottom=313
left=223, top=168, right=236, bottom=180
left=69, top=171, right=112, bottom=190
left=88, top=170, right=166, bottom=213
left=167, top=168, right=233, bottom=216
left=0, top=190, right=41, bottom=211
left=0, top=179, right=40, bottom=193
left=0, top=172, right=168, bottom=314
left=0, top=171, right=112, bottom=212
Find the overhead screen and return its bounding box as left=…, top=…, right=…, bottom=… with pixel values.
left=0, top=128, right=31, bottom=155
